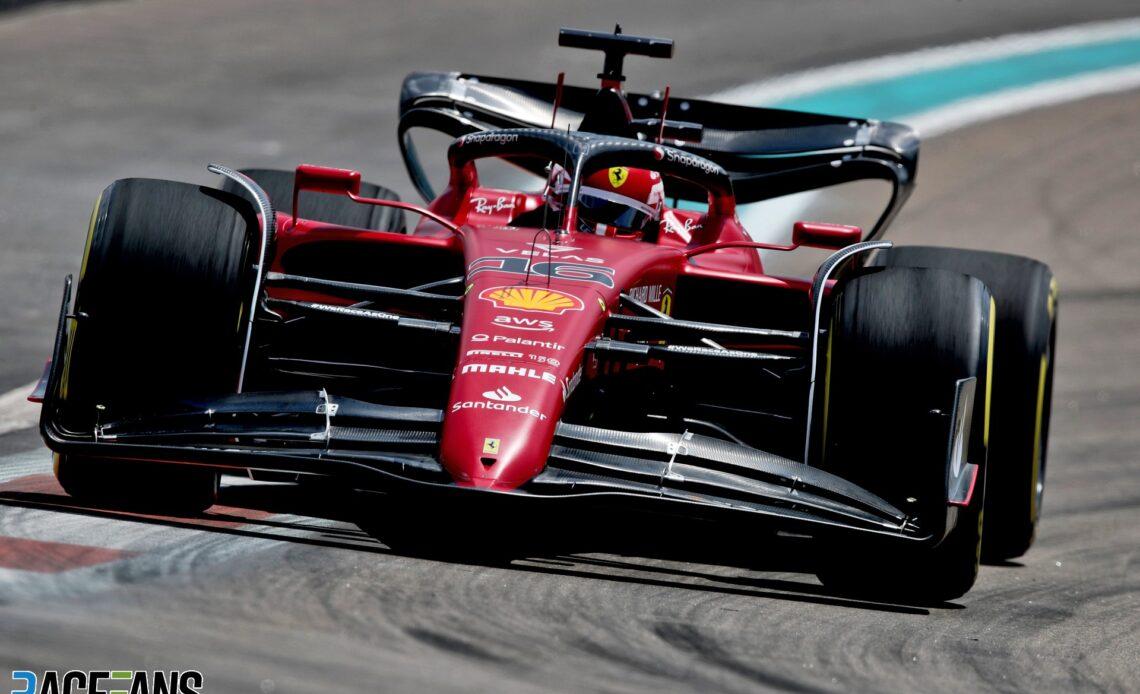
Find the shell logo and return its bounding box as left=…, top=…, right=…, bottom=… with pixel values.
left=479, top=286, right=584, bottom=314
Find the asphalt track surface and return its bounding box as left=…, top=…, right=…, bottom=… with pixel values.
left=1, top=2, right=1139, bottom=692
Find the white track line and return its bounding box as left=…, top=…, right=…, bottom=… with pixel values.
left=903, top=63, right=1140, bottom=137
left=712, top=17, right=1140, bottom=105
left=0, top=380, right=39, bottom=436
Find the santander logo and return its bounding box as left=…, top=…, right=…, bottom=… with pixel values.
left=482, top=385, right=522, bottom=403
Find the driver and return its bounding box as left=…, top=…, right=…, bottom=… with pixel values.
left=543, top=164, right=665, bottom=239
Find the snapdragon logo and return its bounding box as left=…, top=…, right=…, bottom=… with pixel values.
left=458, top=132, right=519, bottom=146
left=654, top=146, right=722, bottom=176
left=10, top=670, right=203, bottom=694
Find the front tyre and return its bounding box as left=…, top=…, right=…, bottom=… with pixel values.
left=815, top=267, right=994, bottom=602
left=55, top=178, right=256, bottom=512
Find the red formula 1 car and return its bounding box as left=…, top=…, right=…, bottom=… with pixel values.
left=32, top=27, right=1057, bottom=601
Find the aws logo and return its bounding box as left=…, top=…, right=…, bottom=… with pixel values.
left=10, top=670, right=203, bottom=694
left=492, top=315, right=554, bottom=332
left=479, top=286, right=584, bottom=314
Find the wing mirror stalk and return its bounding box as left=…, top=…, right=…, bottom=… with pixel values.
left=792, top=221, right=863, bottom=250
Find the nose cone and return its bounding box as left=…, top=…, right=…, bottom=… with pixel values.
left=440, top=363, right=565, bottom=489
left=440, top=229, right=636, bottom=489
left=439, top=282, right=596, bottom=490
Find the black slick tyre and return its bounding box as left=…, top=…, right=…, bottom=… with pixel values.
left=56, top=178, right=258, bottom=513
left=815, top=266, right=994, bottom=602
left=874, top=246, right=1057, bottom=561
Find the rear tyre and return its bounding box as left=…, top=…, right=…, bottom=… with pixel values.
left=57, top=178, right=257, bottom=513
left=815, top=267, right=994, bottom=602
left=874, top=247, right=1057, bottom=561
left=219, top=168, right=406, bottom=232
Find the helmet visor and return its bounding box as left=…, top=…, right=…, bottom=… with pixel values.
left=578, top=187, right=656, bottom=232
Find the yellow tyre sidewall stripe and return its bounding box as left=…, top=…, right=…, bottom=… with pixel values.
left=61, top=191, right=104, bottom=402
left=984, top=297, right=995, bottom=448
left=1030, top=352, right=1048, bottom=523
left=1033, top=277, right=1057, bottom=523
left=820, top=313, right=836, bottom=464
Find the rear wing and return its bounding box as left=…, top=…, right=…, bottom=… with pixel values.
left=398, top=71, right=919, bottom=239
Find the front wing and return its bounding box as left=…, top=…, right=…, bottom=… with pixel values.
left=41, top=387, right=926, bottom=543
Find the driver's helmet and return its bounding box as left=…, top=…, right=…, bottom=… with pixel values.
left=544, top=165, right=665, bottom=236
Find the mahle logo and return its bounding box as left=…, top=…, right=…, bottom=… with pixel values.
left=10, top=670, right=203, bottom=694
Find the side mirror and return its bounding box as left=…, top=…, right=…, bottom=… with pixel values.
left=292, top=165, right=362, bottom=220
left=792, top=221, right=863, bottom=250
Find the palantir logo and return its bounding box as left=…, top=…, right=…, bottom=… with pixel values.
left=10, top=669, right=204, bottom=694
